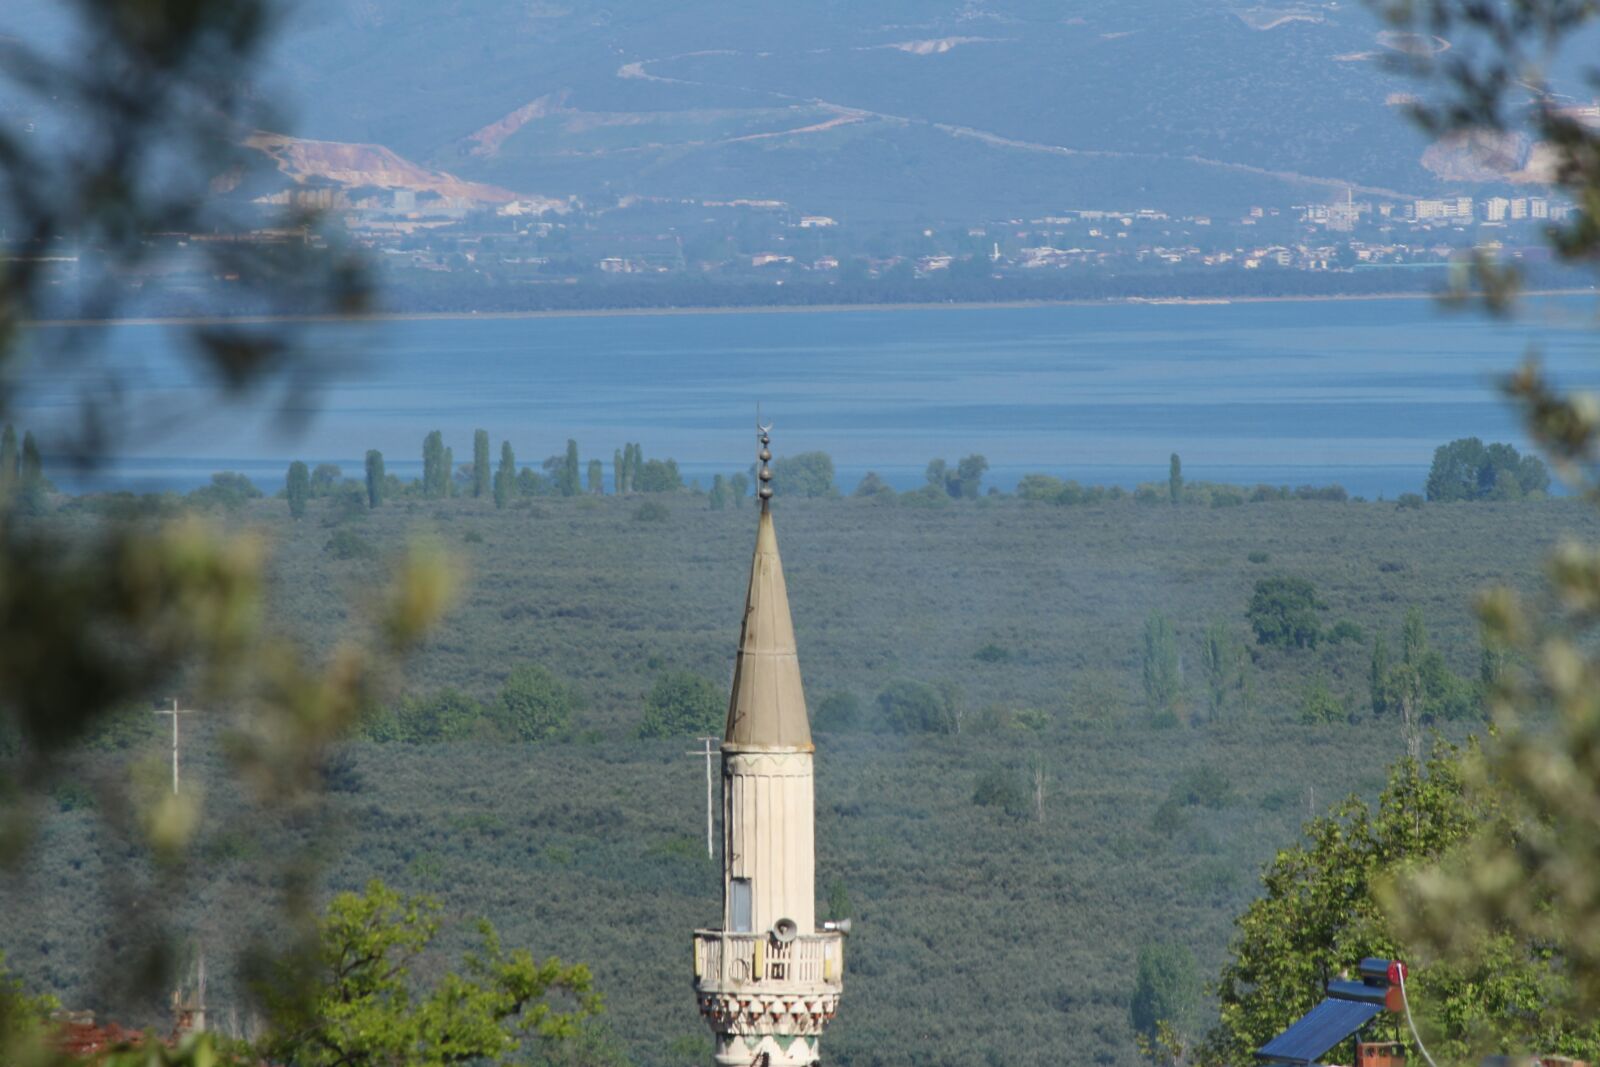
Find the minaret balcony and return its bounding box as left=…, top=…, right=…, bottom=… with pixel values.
left=692, top=928, right=844, bottom=994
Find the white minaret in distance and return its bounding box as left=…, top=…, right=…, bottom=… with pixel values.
left=692, top=424, right=846, bottom=1067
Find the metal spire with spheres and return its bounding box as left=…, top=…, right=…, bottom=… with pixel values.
left=757, top=420, right=774, bottom=505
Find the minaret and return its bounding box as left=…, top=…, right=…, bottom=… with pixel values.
left=693, top=424, right=845, bottom=1067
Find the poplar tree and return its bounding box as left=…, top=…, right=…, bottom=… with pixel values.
left=422, top=430, right=444, bottom=498
left=442, top=446, right=455, bottom=497
left=0, top=424, right=16, bottom=495
left=1142, top=611, right=1181, bottom=712
left=18, top=432, right=42, bottom=500
left=560, top=439, right=579, bottom=497
left=612, top=449, right=623, bottom=496
left=1169, top=453, right=1183, bottom=505
left=1401, top=606, right=1427, bottom=665
left=586, top=458, right=603, bottom=494
left=495, top=441, right=515, bottom=509
left=1369, top=633, right=1391, bottom=716
left=709, top=474, right=729, bottom=511
left=287, top=461, right=310, bottom=519
left=1200, top=621, right=1241, bottom=721
left=472, top=429, right=490, bottom=498
left=365, top=450, right=385, bottom=509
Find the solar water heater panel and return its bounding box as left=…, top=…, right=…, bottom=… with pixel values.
left=1256, top=999, right=1384, bottom=1065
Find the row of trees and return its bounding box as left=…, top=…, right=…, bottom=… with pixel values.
left=283, top=435, right=696, bottom=518
left=129, top=437, right=1572, bottom=519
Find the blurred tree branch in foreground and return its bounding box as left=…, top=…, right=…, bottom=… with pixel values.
left=0, top=2, right=458, bottom=1063
left=1373, top=0, right=1600, bottom=1033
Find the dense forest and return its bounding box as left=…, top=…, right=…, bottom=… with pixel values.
left=4, top=475, right=1590, bottom=1067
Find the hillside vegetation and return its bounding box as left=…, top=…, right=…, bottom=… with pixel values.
left=5, top=490, right=1592, bottom=1067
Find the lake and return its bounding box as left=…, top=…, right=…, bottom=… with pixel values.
left=16, top=295, right=1600, bottom=497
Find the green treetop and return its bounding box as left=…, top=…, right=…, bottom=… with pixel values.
left=1425, top=438, right=1549, bottom=502
left=771, top=451, right=835, bottom=498
left=638, top=671, right=722, bottom=738
left=1131, top=942, right=1200, bottom=1041
left=257, top=880, right=600, bottom=1067
left=494, top=665, right=576, bottom=742
left=1248, top=576, right=1323, bottom=649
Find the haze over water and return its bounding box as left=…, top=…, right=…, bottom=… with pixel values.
left=21, top=295, right=1600, bottom=497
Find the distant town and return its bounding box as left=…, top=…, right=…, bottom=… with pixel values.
left=320, top=186, right=1580, bottom=285
left=16, top=172, right=1591, bottom=318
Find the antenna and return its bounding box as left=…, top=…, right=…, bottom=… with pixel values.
left=685, top=736, right=719, bottom=860
left=154, top=698, right=200, bottom=795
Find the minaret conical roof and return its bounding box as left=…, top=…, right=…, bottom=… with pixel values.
left=724, top=498, right=813, bottom=751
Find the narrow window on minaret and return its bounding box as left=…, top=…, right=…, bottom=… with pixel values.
left=730, top=878, right=752, bottom=932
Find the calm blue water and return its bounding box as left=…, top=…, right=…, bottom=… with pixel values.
left=15, top=296, right=1600, bottom=498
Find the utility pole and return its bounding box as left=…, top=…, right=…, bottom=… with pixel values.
left=154, top=698, right=198, bottom=795
left=685, top=736, right=719, bottom=860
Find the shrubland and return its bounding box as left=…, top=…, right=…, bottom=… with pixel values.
left=5, top=487, right=1592, bottom=1067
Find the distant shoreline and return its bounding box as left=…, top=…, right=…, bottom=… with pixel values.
left=22, top=287, right=1598, bottom=328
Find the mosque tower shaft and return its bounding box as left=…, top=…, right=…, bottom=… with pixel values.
left=692, top=426, right=843, bottom=1067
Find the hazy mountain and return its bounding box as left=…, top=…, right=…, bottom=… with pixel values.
left=7, top=0, right=1589, bottom=222
left=246, top=0, right=1453, bottom=219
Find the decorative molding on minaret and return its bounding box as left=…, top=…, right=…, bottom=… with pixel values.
left=692, top=422, right=845, bottom=1067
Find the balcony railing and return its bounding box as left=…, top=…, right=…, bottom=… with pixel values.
left=693, top=929, right=844, bottom=990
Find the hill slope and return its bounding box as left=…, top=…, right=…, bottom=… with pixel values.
left=7, top=0, right=1588, bottom=221
left=252, top=0, right=1449, bottom=219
